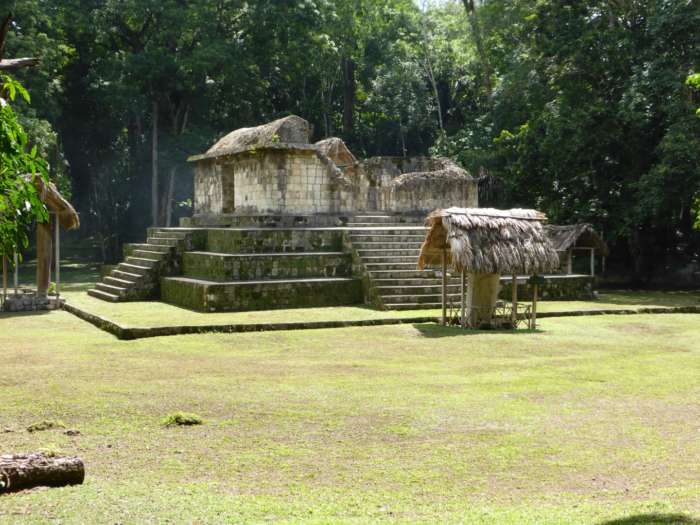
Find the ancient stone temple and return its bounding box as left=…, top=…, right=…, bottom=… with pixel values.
left=185, top=115, right=476, bottom=223
left=89, top=115, right=480, bottom=312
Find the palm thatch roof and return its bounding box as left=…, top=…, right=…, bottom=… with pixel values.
left=189, top=115, right=315, bottom=161
left=545, top=224, right=608, bottom=256
left=23, top=174, right=80, bottom=230
left=418, top=208, right=559, bottom=275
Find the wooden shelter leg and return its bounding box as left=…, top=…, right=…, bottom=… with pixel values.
left=460, top=269, right=466, bottom=328
left=2, top=255, right=7, bottom=301
left=511, top=274, right=518, bottom=327
left=441, top=248, right=447, bottom=326
left=590, top=248, right=595, bottom=277
left=36, top=221, right=53, bottom=298
left=55, top=217, right=60, bottom=298
left=13, top=252, right=18, bottom=293
left=531, top=283, right=538, bottom=330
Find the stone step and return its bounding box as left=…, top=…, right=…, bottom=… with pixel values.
left=383, top=302, right=444, bottom=311
left=87, top=288, right=121, bottom=302
left=352, top=241, right=424, bottom=250
left=96, top=282, right=128, bottom=296
left=112, top=269, right=145, bottom=281
left=349, top=228, right=426, bottom=235
left=364, top=262, right=422, bottom=271
left=161, top=276, right=363, bottom=313
left=347, top=222, right=423, bottom=228
left=125, top=256, right=160, bottom=268
left=132, top=249, right=167, bottom=259
left=127, top=243, right=172, bottom=253
left=380, top=293, right=462, bottom=304
left=150, top=229, right=190, bottom=239
left=376, top=284, right=463, bottom=295
left=117, top=262, right=152, bottom=276
left=147, top=237, right=180, bottom=246
left=367, top=269, right=444, bottom=278
left=104, top=276, right=137, bottom=288
left=372, top=277, right=461, bottom=286
left=357, top=248, right=421, bottom=257
left=361, top=255, right=419, bottom=264
left=350, top=234, right=426, bottom=243
left=183, top=251, right=352, bottom=281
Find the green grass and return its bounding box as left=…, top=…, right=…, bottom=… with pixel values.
left=1, top=309, right=699, bottom=523
left=60, top=287, right=700, bottom=330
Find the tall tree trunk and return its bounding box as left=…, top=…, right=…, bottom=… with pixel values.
left=425, top=59, right=444, bottom=130
left=164, top=166, right=176, bottom=227
left=342, top=57, right=356, bottom=136
left=151, top=100, right=159, bottom=227
left=461, top=0, right=492, bottom=97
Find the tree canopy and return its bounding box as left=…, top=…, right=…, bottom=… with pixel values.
left=3, top=0, right=699, bottom=283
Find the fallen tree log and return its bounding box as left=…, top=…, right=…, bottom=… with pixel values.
left=0, top=454, right=84, bottom=493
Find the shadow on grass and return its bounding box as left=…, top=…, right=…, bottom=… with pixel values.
left=413, top=323, right=543, bottom=338
left=598, top=514, right=700, bottom=525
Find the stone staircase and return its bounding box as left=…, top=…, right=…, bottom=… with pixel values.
left=87, top=229, right=194, bottom=302
left=348, top=214, right=461, bottom=310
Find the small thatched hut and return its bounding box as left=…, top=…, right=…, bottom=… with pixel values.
left=544, top=224, right=608, bottom=275
left=418, top=208, right=559, bottom=328
left=2, top=175, right=79, bottom=310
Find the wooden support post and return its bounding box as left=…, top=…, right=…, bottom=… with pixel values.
left=460, top=269, right=466, bottom=328
left=566, top=250, right=573, bottom=274
left=55, top=217, right=60, bottom=298
left=36, top=221, right=53, bottom=298
left=531, top=283, right=539, bottom=330
left=590, top=248, right=595, bottom=277
left=441, top=248, right=447, bottom=326
left=511, top=273, right=518, bottom=327
left=2, top=255, right=7, bottom=302
left=13, top=252, right=18, bottom=294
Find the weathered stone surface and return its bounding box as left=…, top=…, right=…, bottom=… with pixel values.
left=1, top=291, right=63, bottom=312
left=161, top=276, right=363, bottom=312
left=183, top=251, right=352, bottom=281
left=206, top=228, right=345, bottom=254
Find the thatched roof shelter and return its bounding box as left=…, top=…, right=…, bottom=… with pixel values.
left=418, top=208, right=560, bottom=275
left=545, top=223, right=608, bottom=256
left=23, top=175, right=80, bottom=230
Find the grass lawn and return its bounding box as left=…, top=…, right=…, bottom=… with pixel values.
left=1, top=309, right=699, bottom=524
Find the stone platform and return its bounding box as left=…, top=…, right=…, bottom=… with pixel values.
left=1, top=290, right=64, bottom=312
left=87, top=214, right=599, bottom=312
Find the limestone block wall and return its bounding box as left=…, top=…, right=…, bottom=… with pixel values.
left=389, top=176, right=478, bottom=213
left=193, top=160, right=224, bottom=215
left=192, top=147, right=477, bottom=218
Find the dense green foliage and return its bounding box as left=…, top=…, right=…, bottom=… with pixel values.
left=3, top=0, right=700, bottom=282
left=0, top=74, right=48, bottom=259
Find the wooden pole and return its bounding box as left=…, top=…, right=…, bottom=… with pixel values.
left=460, top=268, right=466, bottom=328
left=567, top=250, right=573, bottom=274
left=511, top=273, right=518, bottom=327
left=13, top=251, right=18, bottom=294
left=36, top=221, right=53, bottom=298
left=590, top=248, right=595, bottom=277
left=55, top=217, right=61, bottom=298
left=2, top=255, right=7, bottom=302
left=441, top=247, right=447, bottom=326
left=531, top=283, right=538, bottom=330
